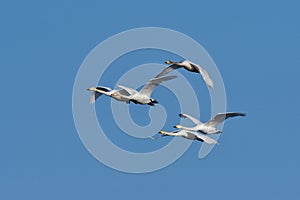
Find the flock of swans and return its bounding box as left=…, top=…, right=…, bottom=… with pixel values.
left=88, top=59, right=246, bottom=145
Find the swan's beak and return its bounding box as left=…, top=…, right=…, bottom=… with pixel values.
left=159, top=130, right=165, bottom=134
left=87, top=87, right=95, bottom=91
left=173, top=125, right=179, bottom=129
left=165, top=60, right=171, bottom=64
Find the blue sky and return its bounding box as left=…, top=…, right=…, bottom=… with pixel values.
left=1, top=0, right=299, bottom=199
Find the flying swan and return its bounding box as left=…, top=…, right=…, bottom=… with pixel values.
left=174, top=112, right=246, bottom=134
left=87, top=75, right=177, bottom=106
left=155, top=60, right=214, bottom=89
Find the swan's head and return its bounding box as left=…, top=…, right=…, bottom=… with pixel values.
left=159, top=130, right=167, bottom=135
left=173, top=124, right=181, bottom=129
left=165, top=60, right=173, bottom=64
left=87, top=87, right=96, bottom=91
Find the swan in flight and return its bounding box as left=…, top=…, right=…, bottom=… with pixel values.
left=159, top=129, right=218, bottom=144
left=87, top=75, right=177, bottom=106
left=117, top=75, right=177, bottom=106
left=155, top=60, right=214, bottom=89
left=174, top=112, right=246, bottom=134
left=87, top=86, right=131, bottom=104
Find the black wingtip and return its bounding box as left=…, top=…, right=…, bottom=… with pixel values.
left=179, top=113, right=186, bottom=118
left=240, top=113, right=247, bottom=117
left=152, top=100, right=159, bottom=104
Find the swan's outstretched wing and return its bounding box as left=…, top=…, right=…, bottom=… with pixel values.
left=117, top=85, right=137, bottom=95
left=179, top=113, right=202, bottom=125
left=189, top=61, right=214, bottom=89
left=155, top=65, right=182, bottom=78
left=139, top=75, right=177, bottom=98
left=90, top=92, right=102, bottom=104
left=189, top=131, right=218, bottom=144
left=206, top=112, right=246, bottom=127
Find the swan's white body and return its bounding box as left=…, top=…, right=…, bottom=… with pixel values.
left=159, top=130, right=217, bottom=144
left=175, top=112, right=246, bottom=134
left=155, top=60, right=214, bottom=89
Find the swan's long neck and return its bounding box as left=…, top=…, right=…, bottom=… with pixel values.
left=160, top=131, right=178, bottom=137
left=90, top=88, right=111, bottom=96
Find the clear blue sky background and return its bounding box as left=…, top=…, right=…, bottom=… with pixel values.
left=1, top=0, right=299, bottom=199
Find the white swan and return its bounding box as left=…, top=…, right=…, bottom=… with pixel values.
left=87, top=86, right=131, bottom=104
left=155, top=60, right=214, bottom=89
left=159, top=129, right=218, bottom=144
left=87, top=75, right=177, bottom=106
left=117, top=75, right=177, bottom=106
left=175, top=112, right=246, bottom=134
